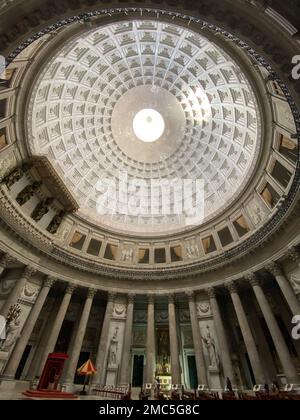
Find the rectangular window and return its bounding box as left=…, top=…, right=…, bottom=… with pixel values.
left=278, top=134, right=297, bottom=164
left=271, top=160, right=292, bottom=189
left=170, top=246, right=182, bottom=262
left=218, top=227, right=234, bottom=247
left=70, top=231, right=86, bottom=250
left=138, top=248, right=150, bottom=264
left=154, top=248, right=166, bottom=264
left=104, top=244, right=118, bottom=260
left=0, top=99, right=6, bottom=120
left=260, top=183, right=280, bottom=208
left=233, top=215, right=250, bottom=237
left=87, top=238, right=102, bottom=256
left=0, top=127, right=7, bottom=150
left=202, top=235, right=217, bottom=254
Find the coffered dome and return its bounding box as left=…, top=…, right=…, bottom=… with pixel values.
left=27, top=20, right=261, bottom=235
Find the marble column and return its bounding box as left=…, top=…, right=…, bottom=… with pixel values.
left=248, top=274, right=299, bottom=384
left=93, top=292, right=115, bottom=385
left=207, top=287, right=236, bottom=387
left=0, top=253, right=10, bottom=277
left=187, top=292, right=208, bottom=386
left=0, top=266, right=36, bottom=318
left=64, top=288, right=96, bottom=386
left=266, top=262, right=300, bottom=316
left=119, top=294, right=135, bottom=386
left=226, top=281, right=266, bottom=385
left=168, top=294, right=181, bottom=385
left=2, top=276, right=55, bottom=379
left=37, top=283, right=76, bottom=376
left=145, top=295, right=155, bottom=384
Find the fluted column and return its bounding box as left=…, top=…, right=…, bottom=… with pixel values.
left=2, top=277, right=55, bottom=379
left=64, top=288, right=96, bottom=386
left=248, top=274, right=299, bottom=384
left=0, top=266, right=36, bottom=318
left=119, top=294, right=135, bottom=386
left=37, top=283, right=76, bottom=375
left=226, top=281, right=266, bottom=385
left=145, top=295, right=155, bottom=384
left=93, top=292, right=115, bottom=385
left=187, top=292, right=208, bottom=386
left=266, top=262, right=300, bottom=316
left=207, top=287, right=236, bottom=387
left=0, top=253, right=10, bottom=277
left=168, top=294, right=181, bottom=385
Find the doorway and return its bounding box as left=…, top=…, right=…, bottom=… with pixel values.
left=16, top=345, right=32, bottom=379
left=132, top=354, right=144, bottom=387
left=187, top=355, right=198, bottom=390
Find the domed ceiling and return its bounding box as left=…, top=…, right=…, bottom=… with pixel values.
left=27, top=20, right=261, bottom=235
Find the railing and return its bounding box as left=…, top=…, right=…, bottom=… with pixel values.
left=92, top=385, right=130, bottom=400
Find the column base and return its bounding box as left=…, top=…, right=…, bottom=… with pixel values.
left=62, top=382, right=75, bottom=393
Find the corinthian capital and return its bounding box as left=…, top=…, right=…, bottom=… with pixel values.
left=186, top=291, right=195, bottom=302
left=265, top=262, right=283, bottom=277
left=44, top=276, right=56, bottom=288
left=0, top=253, right=11, bottom=269
left=66, top=283, right=77, bottom=294
left=245, top=272, right=259, bottom=287
left=207, top=287, right=216, bottom=299
left=287, top=247, right=300, bottom=264
left=226, top=281, right=238, bottom=294
left=22, top=266, right=36, bottom=280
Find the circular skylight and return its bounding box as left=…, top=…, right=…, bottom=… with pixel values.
left=133, top=109, right=165, bottom=143
left=27, top=20, right=261, bottom=235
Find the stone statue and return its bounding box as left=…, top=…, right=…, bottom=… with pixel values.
left=108, top=326, right=119, bottom=367
left=16, top=182, right=42, bottom=206
left=186, top=243, right=199, bottom=258
left=120, top=248, right=134, bottom=263
left=3, top=163, right=31, bottom=188
left=47, top=211, right=66, bottom=234
left=202, top=325, right=218, bottom=368
left=1, top=303, right=22, bottom=352
left=31, top=197, right=54, bottom=222
left=1, top=318, right=21, bottom=352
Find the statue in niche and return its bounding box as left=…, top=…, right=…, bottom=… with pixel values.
left=0, top=303, right=21, bottom=352
left=202, top=325, right=218, bottom=368
left=120, top=248, right=134, bottom=263
left=186, top=242, right=199, bottom=259
left=31, top=197, right=54, bottom=222
left=16, top=181, right=42, bottom=206
left=3, top=163, right=32, bottom=189
left=47, top=211, right=66, bottom=235
left=108, top=326, right=119, bottom=367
